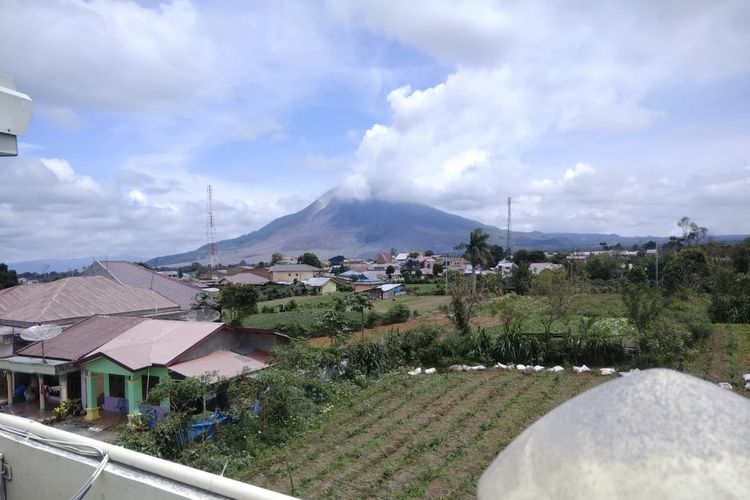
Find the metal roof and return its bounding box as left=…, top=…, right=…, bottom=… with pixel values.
left=0, top=277, right=179, bottom=325
left=86, top=261, right=201, bottom=310
left=169, top=350, right=269, bottom=380
left=303, top=277, right=332, bottom=287
left=378, top=283, right=403, bottom=292
left=220, top=273, right=269, bottom=285
left=18, top=315, right=146, bottom=361
left=81, top=319, right=223, bottom=372
left=268, top=264, right=321, bottom=272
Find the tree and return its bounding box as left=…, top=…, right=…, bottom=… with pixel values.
left=348, top=292, right=374, bottom=337
left=432, top=263, right=444, bottom=277
left=585, top=254, right=619, bottom=281
left=662, top=247, right=709, bottom=294
left=385, top=265, right=395, bottom=281
left=271, top=252, right=284, bottom=265
left=509, top=262, right=532, bottom=295
left=455, top=228, right=493, bottom=293
left=297, top=252, right=322, bottom=268
left=621, top=284, right=663, bottom=351
left=442, top=271, right=479, bottom=334
left=318, top=310, right=352, bottom=346
left=424, top=249, right=434, bottom=257
left=329, top=255, right=345, bottom=267
left=0, top=264, right=18, bottom=289
left=218, top=283, right=259, bottom=325
left=489, top=244, right=505, bottom=265
left=732, top=237, right=750, bottom=273
left=667, top=217, right=708, bottom=250
left=512, top=249, right=546, bottom=265
left=533, top=270, right=575, bottom=335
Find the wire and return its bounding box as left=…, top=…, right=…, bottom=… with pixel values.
left=0, top=424, right=109, bottom=499
left=69, top=453, right=109, bottom=500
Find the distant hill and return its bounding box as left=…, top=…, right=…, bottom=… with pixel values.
left=9, top=255, right=145, bottom=274
left=150, top=191, right=698, bottom=267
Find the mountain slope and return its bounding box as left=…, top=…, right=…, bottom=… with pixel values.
left=149, top=193, right=678, bottom=267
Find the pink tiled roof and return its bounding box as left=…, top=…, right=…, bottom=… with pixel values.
left=169, top=350, right=269, bottom=379
left=0, top=277, right=179, bottom=325
left=82, top=319, right=223, bottom=371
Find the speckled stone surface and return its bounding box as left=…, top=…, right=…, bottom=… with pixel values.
left=478, top=369, right=750, bottom=499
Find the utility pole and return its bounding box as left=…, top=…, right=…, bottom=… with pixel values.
left=506, top=197, right=512, bottom=257
left=655, top=246, right=659, bottom=288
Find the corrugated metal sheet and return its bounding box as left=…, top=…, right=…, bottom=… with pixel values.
left=83, top=319, right=223, bottom=371
left=18, top=315, right=146, bottom=361
left=168, top=350, right=269, bottom=379
left=220, top=273, right=269, bottom=285
left=86, top=261, right=201, bottom=310
left=0, top=277, right=179, bottom=325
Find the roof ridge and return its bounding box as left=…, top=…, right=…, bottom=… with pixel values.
left=36, top=277, right=70, bottom=322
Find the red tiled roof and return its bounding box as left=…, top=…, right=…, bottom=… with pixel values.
left=81, top=319, right=223, bottom=371
left=169, top=350, right=269, bottom=379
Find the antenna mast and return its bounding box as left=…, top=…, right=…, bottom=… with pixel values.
left=506, top=196, right=512, bottom=256
left=206, top=185, right=218, bottom=269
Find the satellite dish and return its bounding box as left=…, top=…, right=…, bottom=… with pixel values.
left=20, top=324, right=62, bottom=364
left=186, top=309, right=221, bottom=322
left=20, top=324, right=62, bottom=342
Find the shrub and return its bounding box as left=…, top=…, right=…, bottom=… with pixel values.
left=382, top=303, right=410, bottom=325
left=364, top=311, right=382, bottom=328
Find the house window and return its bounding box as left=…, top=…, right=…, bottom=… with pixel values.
left=109, top=374, right=125, bottom=398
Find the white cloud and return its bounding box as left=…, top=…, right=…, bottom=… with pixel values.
left=0, top=157, right=323, bottom=262
left=336, top=0, right=750, bottom=234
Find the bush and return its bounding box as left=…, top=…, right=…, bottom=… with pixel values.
left=364, top=311, right=382, bottom=328
left=382, top=303, right=410, bottom=325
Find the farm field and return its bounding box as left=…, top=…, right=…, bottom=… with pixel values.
left=238, top=370, right=608, bottom=499
left=686, top=323, right=750, bottom=391
left=237, top=323, right=750, bottom=499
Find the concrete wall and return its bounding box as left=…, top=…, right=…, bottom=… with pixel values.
left=0, top=413, right=290, bottom=500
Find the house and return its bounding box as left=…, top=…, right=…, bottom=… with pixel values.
left=0, top=276, right=180, bottom=328
left=444, top=256, right=467, bottom=271
left=375, top=252, right=393, bottom=264
left=78, top=319, right=289, bottom=419
left=0, top=316, right=147, bottom=413
left=367, top=283, right=406, bottom=300
left=84, top=260, right=202, bottom=310
left=247, top=264, right=321, bottom=282
left=495, top=259, right=516, bottom=277
left=302, top=277, right=338, bottom=295
left=218, top=273, right=270, bottom=286
left=529, top=262, right=564, bottom=275
left=393, top=252, right=411, bottom=263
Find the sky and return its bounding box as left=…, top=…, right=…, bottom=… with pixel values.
left=1, top=0, right=749, bottom=263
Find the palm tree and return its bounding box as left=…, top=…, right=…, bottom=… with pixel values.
left=455, top=228, right=493, bottom=293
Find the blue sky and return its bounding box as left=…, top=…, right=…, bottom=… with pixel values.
left=1, top=0, right=749, bottom=262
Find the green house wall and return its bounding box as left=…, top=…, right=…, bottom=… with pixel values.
left=83, top=357, right=169, bottom=414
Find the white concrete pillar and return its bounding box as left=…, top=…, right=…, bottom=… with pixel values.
left=38, top=374, right=45, bottom=411
left=5, top=371, right=12, bottom=406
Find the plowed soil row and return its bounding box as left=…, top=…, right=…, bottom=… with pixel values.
left=240, top=370, right=609, bottom=498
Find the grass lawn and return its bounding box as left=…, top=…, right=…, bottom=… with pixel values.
left=238, top=370, right=608, bottom=498
left=373, top=295, right=449, bottom=315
